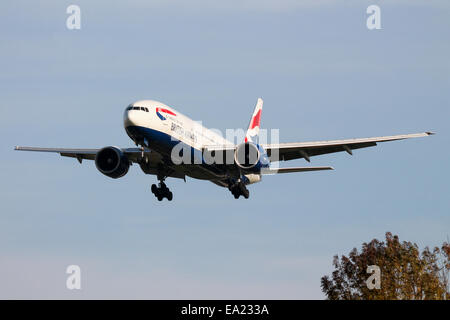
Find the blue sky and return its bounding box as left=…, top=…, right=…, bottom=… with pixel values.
left=0, top=0, right=449, bottom=299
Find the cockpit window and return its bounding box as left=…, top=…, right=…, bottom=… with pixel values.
left=127, top=105, right=149, bottom=112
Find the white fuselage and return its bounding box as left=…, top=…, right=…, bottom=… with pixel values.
left=123, top=100, right=233, bottom=151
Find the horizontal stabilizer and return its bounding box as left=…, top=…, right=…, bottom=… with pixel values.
left=261, top=166, right=334, bottom=175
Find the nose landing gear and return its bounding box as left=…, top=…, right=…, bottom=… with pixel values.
left=151, top=181, right=173, bottom=201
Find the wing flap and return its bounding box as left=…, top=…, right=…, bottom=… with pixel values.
left=15, top=146, right=100, bottom=162
left=262, top=166, right=334, bottom=175
left=277, top=142, right=377, bottom=161
left=14, top=146, right=99, bottom=154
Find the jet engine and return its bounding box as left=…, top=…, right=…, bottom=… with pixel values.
left=234, top=142, right=269, bottom=173
left=95, top=146, right=130, bottom=179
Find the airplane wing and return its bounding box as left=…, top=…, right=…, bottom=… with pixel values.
left=14, top=146, right=146, bottom=162
left=261, top=132, right=434, bottom=162
left=14, top=146, right=187, bottom=179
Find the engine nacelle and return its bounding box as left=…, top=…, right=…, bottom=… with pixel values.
left=234, top=142, right=269, bottom=173
left=95, top=146, right=130, bottom=179
left=242, top=174, right=262, bottom=185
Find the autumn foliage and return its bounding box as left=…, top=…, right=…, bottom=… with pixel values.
left=321, top=232, right=450, bottom=300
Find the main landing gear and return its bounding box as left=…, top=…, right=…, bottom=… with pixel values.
left=229, top=181, right=250, bottom=199
left=151, top=181, right=173, bottom=201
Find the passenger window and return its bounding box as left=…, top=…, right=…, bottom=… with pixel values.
left=145, top=107, right=149, bottom=112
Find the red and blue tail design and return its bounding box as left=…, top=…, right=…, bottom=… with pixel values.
left=245, top=98, right=263, bottom=143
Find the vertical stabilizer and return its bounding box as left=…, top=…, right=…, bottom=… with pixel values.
left=245, top=98, right=263, bottom=143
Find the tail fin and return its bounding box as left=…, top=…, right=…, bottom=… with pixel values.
left=245, top=98, right=263, bottom=143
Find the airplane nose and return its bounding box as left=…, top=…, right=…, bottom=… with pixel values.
left=123, top=109, right=137, bottom=128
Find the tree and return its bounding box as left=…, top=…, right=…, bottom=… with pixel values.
left=321, top=232, right=450, bottom=300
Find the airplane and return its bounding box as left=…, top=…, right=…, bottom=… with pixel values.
left=15, top=98, right=433, bottom=201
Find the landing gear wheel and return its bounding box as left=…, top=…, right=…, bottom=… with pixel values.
left=152, top=180, right=173, bottom=201
left=229, top=181, right=250, bottom=199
